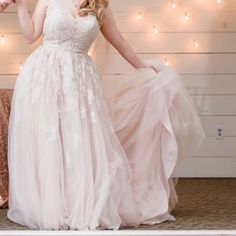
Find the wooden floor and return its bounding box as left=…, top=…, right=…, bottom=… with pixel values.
left=1, top=178, right=236, bottom=231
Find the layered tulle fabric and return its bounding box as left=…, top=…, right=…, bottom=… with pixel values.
left=107, top=59, right=205, bottom=162
left=101, top=59, right=205, bottom=225
left=8, top=43, right=194, bottom=230
left=7, top=46, right=205, bottom=230
left=7, top=45, right=139, bottom=230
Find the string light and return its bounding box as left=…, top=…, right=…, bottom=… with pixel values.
left=0, top=35, right=5, bottom=44
left=171, top=1, right=177, bottom=9
left=137, top=11, right=143, bottom=20
left=194, top=40, right=199, bottom=48
left=184, top=12, right=190, bottom=21
left=153, top=26, right=160, bottom=34
left=164, top=58, right=170, bottom=66
left=19, top=62, right=23, bottom=71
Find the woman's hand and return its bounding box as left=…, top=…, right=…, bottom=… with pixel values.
left=0, top=0, right=13, bottom=12
left=142, top=63, right=160, bottom=74
left=149, top=65, right=160, bottom=74
left=12, top=0, right=24, bottom=3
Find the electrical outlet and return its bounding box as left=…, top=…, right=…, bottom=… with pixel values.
left=215, top=125, right=224, bottom=139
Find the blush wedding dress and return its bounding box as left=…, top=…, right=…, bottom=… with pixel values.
left=7, top=0, right=205, bottom=230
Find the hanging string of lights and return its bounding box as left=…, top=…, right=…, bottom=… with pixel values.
left=0, top=0, right=225, bottom=71
left=114, top=0, right=225, bottom=66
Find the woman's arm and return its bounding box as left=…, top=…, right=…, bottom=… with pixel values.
left=14, top=0, right=49, bottom=44
left=100, top=6, right=156, bottom=71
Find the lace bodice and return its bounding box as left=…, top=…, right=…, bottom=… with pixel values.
left=42, top=0, right=100, bottom=54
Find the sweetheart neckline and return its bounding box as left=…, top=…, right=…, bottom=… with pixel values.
left=60, top=6, right=98, bottom=24
left=65, top=12, right=100, bottom=29
left=67, top=12, right=95, bottom=21
left=61, top=2, right=97, bottom=22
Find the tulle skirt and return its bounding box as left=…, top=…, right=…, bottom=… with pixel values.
left=104, top=59, right=206, bottom=225
left=7, top=45, right=205, bottom=230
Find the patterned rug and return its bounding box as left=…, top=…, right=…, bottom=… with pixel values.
left=0, top=178, right=236, bottom=230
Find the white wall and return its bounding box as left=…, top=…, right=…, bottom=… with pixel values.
left=0, top=0, right=236, bottom=177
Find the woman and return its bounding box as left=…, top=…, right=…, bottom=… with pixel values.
left=1, top=0, right=205, bottom=230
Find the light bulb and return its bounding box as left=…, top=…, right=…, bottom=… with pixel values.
left=217, top=0, right=222, bottom=3
left=164, top=58, right=170, bottom=66
left=194, top=40, right=199, bottom=48
left=153, top=26, right=160, bottom=34
left=137, top=12, right=143, bottom=20
left=19, top=62, right=23, bottom=71
left=184, top=12, right=190, bottom=21
left=0, top=35, right=5, bottom=44
left=171, top=1, right=177, bottom=9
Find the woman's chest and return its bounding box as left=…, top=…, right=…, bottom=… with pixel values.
left=42, top=5, right=100, bottom=44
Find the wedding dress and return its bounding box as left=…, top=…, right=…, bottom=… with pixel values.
left=7, top=0, right=205, bottom=230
